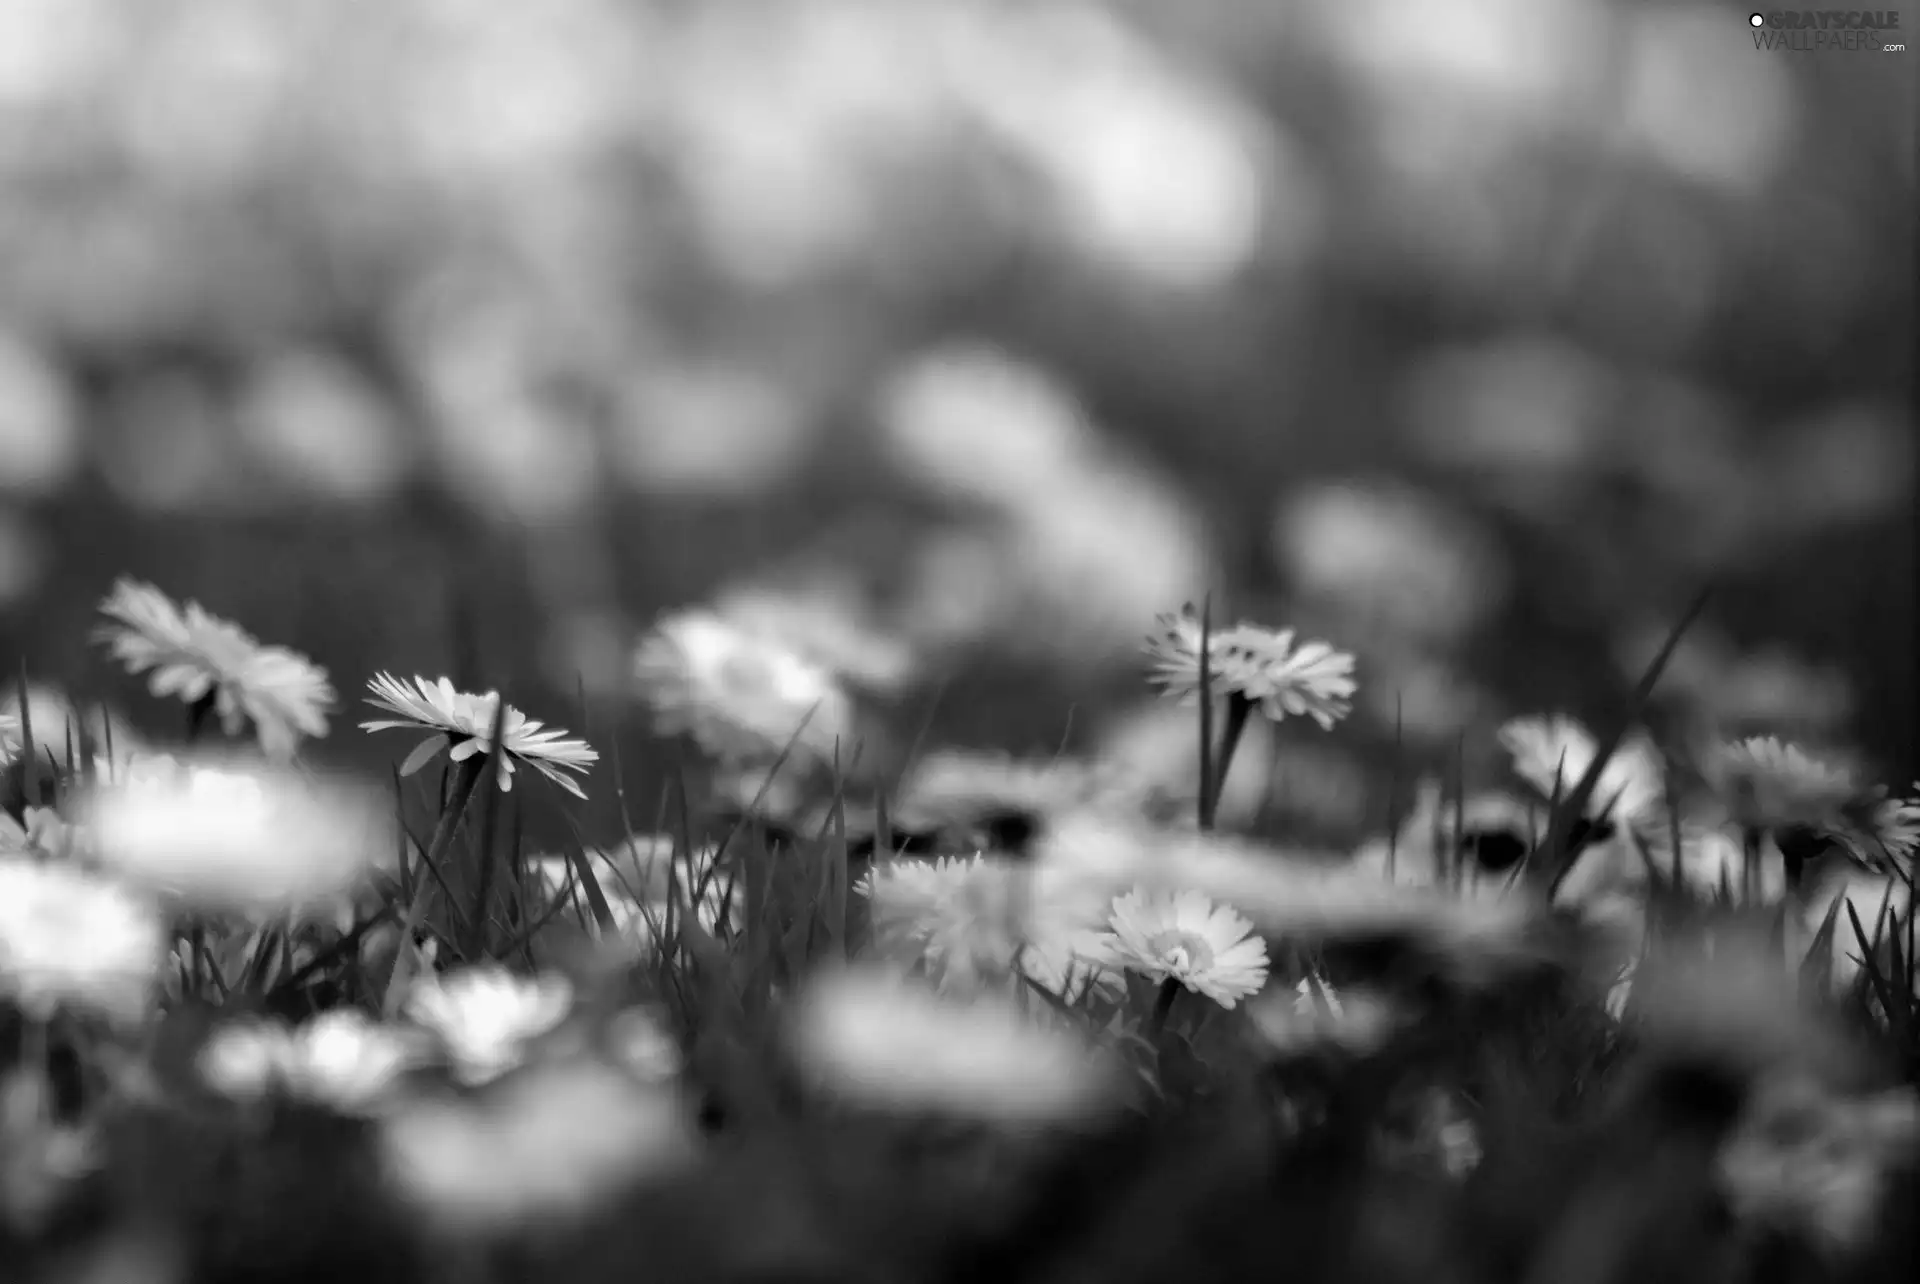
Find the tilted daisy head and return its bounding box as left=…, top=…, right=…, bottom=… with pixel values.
left=405, top=965, right=575, bottom=1086
left=1498, top=714, right=1667, bottom=829
left=80, top=758, right=393, bottom=917
left=1100, top=887, right=1270, bottom=1009
left=93, top=578, right=334, bottom=760
left=1143, top=605, right=1355, bottom=730
left=0, top=858, right=165, bottom=1025
left=632, top=608, right=856, bottom=768
left=362, top=674, right=598, bottom=799
left=1701, top=736, right=1862, bottom=834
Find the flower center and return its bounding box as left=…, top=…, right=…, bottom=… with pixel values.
left=1148, top=929, right=1214, bottom=975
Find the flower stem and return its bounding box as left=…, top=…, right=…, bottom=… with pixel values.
left=185, top=693, right=216, bottom=746
left=1148, top=977, right=1183, bottom=1037
left=1201, top=694, right=1255, bottom=832
left=382, top=754, right=486, bottom=1015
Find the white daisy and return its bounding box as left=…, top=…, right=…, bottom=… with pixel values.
left=786, top=968, right=1121, bottom=1124
left=1701, top=736, right=1861, bottom=834
left=362, top=674, right=598, bottom=799
left=199, top=1010, right=423, bottom=1114
left=1100, top=888, right=1270, bottom=1010
left=1497, top=714, right=1666, bottom=827
left=405, top=965, right=574, bottom=1086
left=632, top=608, right=855, bottom=766
left=93, top=578, right=333, bottom=760
left=1144, top=606, right=1356, bottom=730
left=0, top=858, right=165, bottom=1025
left=858, top=855, right=1029, bottom=991
left=80, top=758, right=391, bottom=917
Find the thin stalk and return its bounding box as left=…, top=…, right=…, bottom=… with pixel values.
left=382, top=753, right=486, bottom=1015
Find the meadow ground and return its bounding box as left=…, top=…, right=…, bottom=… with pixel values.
left=0, top=583, right=1916, bottom=1284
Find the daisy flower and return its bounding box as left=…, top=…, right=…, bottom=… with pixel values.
left=1144, top=606, right=1356, bottom=730
left=362, top=674, right=598, bottom=799
left=1497, top=714, right=1666, bottom=828
left=80, top=758, right=392, bottom=917
left=405, top=965, right=574, bottom=1086
left=632, top=608, right=855, bottom=767
left=858, top=855, right=1030, bottom=991
left=0, top=858, right=165, bottom=1025
left=786, top=968, right=1121, bottom=1124
left=93, top=578, right=333, bottom=760
left=199, top=1010, right=423, bottom=1115
left=1100, top=888, right=1270, bottom=1010
left=1701, top=736, right=1862, bottom=835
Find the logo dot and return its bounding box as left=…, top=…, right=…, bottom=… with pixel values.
left=1749, top=12, right=1765, bottom=25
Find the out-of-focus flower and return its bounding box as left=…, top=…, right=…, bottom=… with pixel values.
left=1352, top=778, right=1540, bottom=901
left=198, top=1010, right=423, bottom=1115
left=1144, top=607, right=1356, bottom=730
left=1718, top=1075, right=1920, bottom=1258
left=1100, top=888, right=1270, bottom=1010
left=380, top=1057, right=696, bottom=1235
left=80, top=759, right=391, bottom=917
left=94, top=578, right=333, bottom=759
left=1272, top=482, right=1506, bottom=646
left=602, top=1006, right=682, bottom=1084
left=0, top=683, right=149, bottom=777
left=405, top=965, right=574, bottom=1086
left=0, top=858, right=164, bottom=1024
left=712, top=579, right=918, bottom=696
left=858, top=855, right=1028, bottom=992
left=890, top=749, right=1154, bottom=838
left=0, top=807, right=79, bottom=861
left=632, top=609, right=855, bottom=768
left=1498, top=714, right=1666, bottom=829
left=786, top=968, right=1121, bottom=1125
left=857, top=853, right=1116, bottom=1000
left=0, top=712, right=16, bottom=769
left=529, top=837, right=739, bottom=955
left=1702, top=737, right=1860, bottom=830
left=362, top=674, right=598, bottom=798
left=1249, top=980, right=1403, bottom=1059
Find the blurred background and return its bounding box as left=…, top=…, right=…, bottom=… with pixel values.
left=0, top=0, right=1910, bottom=845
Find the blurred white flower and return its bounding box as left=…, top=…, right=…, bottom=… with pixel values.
left=1497, top=714, right=1667, bottom=827
left=1250, top=981, right=1401, bottom=1058
left=1718, top=1075, right=1920, bottom=1258
left=1351, top=778, right=1540, bottom=900
left=529, top=836, right=739, bottom=955
left=0, top=683, right=148, bottom=777
left=0, top=857, right=163, bottom=1024
left=1100, top=888, right=1270, bottom=1010
left=362, top=674, right=598, bottom=799
left=787, top=968, right=1120, bottom=1124
left=858, top=855, right=1027, bottom=992
left=94, top=578, right=333, bottom=759
left=198, top=1010, right=422, bottom=1115
left=1701, top=737, right=1861, bottom=834
left=1144, top=606, right=1356, bottom=730
left=405, top=965, right=574, bottom=1086
left=632, top=609, right=855, bottom=768
left=0, top=712, right=15, bottom=769
left=380, top=1057, right=696, bottom=1235
left=80, top=759, right=390, bottom=916
left=602, top=1006, right=682, bottom=1083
